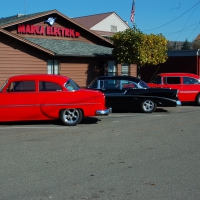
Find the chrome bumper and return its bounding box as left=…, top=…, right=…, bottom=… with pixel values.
left=176, top=100, right=182, bottom=106
left=96, top=107, right=112, bottom=116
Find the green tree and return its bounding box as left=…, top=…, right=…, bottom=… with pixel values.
left=192, top=34, right=200, bottom=49
left=181, top=39, right=190, bottom=50
left=110, top=27, right=168, bottom=67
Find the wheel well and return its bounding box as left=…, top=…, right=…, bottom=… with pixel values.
left=195, top=93, right=200, bottom=105
left=59, top=108, right=84, bottom=117
left=141, top=99, right=157, bottom=104
left=79, top=108, right=84, bottom=117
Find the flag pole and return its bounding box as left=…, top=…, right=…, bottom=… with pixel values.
left=133, top=0, right=135, bottom=27
left=134, top=0, right=135, bottom=27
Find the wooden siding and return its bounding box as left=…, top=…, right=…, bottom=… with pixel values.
left=130, top=64, right=137, bottom=77
left=60, top=58, right=105, bottom=87
left=117, top=64, right=122, bottom=75
left=60, top=63, right=88, bottom=87
left=0, top=33, right=47, bottom=86
left=117, top=64, right=137, bottom=77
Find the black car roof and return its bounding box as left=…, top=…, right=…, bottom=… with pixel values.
left=95, top=76, right=141, bottom=83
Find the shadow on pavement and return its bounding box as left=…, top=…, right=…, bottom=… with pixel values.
left=111, top=108, right=168, bottom=113
left=0, top=117, right=100, bottom=126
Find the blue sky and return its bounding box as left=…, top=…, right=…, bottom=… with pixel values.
left=1, top=0, right=200, bottom=42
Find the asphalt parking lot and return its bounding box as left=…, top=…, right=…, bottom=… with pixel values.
left=0, top=105, right=200, bottom=200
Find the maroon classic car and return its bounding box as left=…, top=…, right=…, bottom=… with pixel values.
left=0, top=74, right=111, bottom=126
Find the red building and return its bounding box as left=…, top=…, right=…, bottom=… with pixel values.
left=141, top=50, right=200, bottom=82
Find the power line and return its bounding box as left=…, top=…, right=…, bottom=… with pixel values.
left=175, top=2, right=199, bottom=41
left=144, top=0, right=200, bottom=32
left=187, top=21, right=200, bottom=39
left=165, top=21, right=200, bottom=37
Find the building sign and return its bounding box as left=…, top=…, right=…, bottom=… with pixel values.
left=17, top=24, right=80, bottom=37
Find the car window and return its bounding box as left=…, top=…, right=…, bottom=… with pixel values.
left=164, top=77, right=181, bottom=84
left=64, top=79, right=80, bottom=91
left=39, top=81, right=62, bottom=91
left=100, top=80, right=120, bottom=90
left=183, top=77, right=200, bottom=84
left=138, top=80, right=149, bottom=88
left=7, top=81, right=35, bottom=92
left=122, top=80, right=138, bottom=89
left=88, top=79, right=98, bottom=89
left=151, top=75, right=162, bottom=84
left=0, top=79, right=8, bottom=91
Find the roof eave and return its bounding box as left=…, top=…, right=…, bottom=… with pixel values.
left=0, top=10, right=57, bottom=28
left=55, top=54, right=113, bottom=57
left=167, top=49, right=200, bottom=57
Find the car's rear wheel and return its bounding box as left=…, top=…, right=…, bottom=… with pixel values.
left=60, top=109, right=82, bottom=126
left=141, top=100, right=156, bottom=113
left=196, top=94, right=200, bottom=106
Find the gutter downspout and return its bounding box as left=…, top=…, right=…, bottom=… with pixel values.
left=197, top=49, right=200, bottom=76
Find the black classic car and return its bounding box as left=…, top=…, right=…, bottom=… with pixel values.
left=87, top=76, right=181, bottom=113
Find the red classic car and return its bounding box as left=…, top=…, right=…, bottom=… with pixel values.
left=148, top=73, right=200, bottom=105
left=0, top=74, right=111, bottom=125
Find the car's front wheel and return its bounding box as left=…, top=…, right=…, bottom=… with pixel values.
left=140, top=100, right=156, bottom=113
left=60, top=109, right=82, bottom=126
left=196, top=94, right=200, bottom=106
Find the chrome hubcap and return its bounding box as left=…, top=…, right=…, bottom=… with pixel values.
left=63, top=109, right=79, bottom=124
left=143, top=100, right=154, bottom=111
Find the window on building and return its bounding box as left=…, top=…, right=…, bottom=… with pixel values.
left=47, top=60, right=60, bottom=74
left=111, top=25, right=117, bottom=33
left=121, top=63, right=130, bottom=76
left=107, top=60, right=117, bottom=76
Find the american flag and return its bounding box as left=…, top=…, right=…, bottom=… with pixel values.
left=130, top=0, right=135, bottom=23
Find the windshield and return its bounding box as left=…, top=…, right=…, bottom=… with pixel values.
left=64, top=79, right=80, bottom=91
left=138, top=80, right=149, bottom=88
left=0, top=79, right=8, bottom=92
left=88, top=79, right=98, bottom=88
